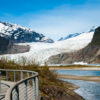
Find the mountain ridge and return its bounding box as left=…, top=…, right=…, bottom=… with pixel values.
left=0, top=21, right=54, bottom=54
left=58, top=26, right=95, bottom=41
left=0, top=21, right=54, bottom=43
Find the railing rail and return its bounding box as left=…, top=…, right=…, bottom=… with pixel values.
left=0, top=69, right=39, bottom=100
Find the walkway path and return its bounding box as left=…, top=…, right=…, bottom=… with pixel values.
left=0, top=81, right=15, bottom=100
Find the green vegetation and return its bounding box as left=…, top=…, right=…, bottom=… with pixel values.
left=0, top=58, right=73, bottom=100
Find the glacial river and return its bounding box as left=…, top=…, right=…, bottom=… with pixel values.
left=57, top=70, right=100, bottom=100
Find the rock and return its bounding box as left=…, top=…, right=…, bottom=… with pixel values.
left=0, top=36, right=12, bottom=54
left=40, top=85, right=84, bottom=100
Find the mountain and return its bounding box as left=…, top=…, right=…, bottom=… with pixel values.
left=58, top=26, right=95, bottom=41
left=0, top=35, right=30, bottom=54
left=48, top=27, right=100, bottom=64
left=0, top=21, right=54, bottom=43
left=0, top=26, right=94, bottom=64
left=0, top=21, right=54, bottom=54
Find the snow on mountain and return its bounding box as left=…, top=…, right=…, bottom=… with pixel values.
left=87, top=26, right=95, bottom=32
left=59, top=33, right=82, bottom=41
left=58, top=26, right=95, bottom=41
left=0, top=21, right=54, bottom=43
left=0, top=29, right=94, bottom=64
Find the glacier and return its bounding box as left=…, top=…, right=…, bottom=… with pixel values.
left=0, top=30, right=94, bottom=64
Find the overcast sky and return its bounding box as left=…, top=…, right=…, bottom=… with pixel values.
left=0, top=0, right=100, bottom=40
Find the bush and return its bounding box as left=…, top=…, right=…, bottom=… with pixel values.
left=0, top=58, right=68, bottom=100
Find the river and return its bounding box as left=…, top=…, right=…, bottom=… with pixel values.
left=57, top=70, right=100, bottom=100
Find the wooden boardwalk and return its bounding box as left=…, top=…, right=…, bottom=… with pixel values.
left=0, top=81, right=15, bottom=100
left=0, top=69, right=39, bottom=100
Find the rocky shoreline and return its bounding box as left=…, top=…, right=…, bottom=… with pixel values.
left=41, top=81, right=84, bottom=100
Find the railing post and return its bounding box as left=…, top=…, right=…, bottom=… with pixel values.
left=14, top=86, right=19, bottom=100
left=6, top=71, right=8, bottom=81
left=33, top=78, right=36, bottom=100
left=36, top=76, right=39, bottom=98
left=27, top=72, right=30, bottom=85
left=14, top=71, right=16, bottom=82
left=24, top=81, right=27, bottom=100
left=27, top=72, right=30, bottom=78
left=10, top=86, right=19, bottom=100
left=21, top=71, right=23, bottom=80
left=0, top=71, right=1, bottom=91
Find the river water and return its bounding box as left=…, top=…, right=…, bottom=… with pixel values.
left=57, top=70, right=100, bottom=100
left=57, top=70, right=100, bottom=76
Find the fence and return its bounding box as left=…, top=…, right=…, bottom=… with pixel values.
left=0, top=69, right=39, bottom=100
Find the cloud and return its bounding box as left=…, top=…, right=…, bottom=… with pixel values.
left=1, top=2, right=100, bottom=40
left=26, top=5, right=100, bottom=40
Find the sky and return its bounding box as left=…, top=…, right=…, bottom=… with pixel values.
left=0, top=0, right=100, bottom=40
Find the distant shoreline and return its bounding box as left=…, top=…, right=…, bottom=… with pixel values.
left=49, top=65, right=100, bottom=71
left=58, top=74, right=100, bottom=82
left=49, top=65, right=100, bottom=82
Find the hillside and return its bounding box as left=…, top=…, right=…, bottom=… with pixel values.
left=0, top=36, right=11, bottom=54
left=0, top=21, right=54, bottom=54
left=48, top=27, right=100, bottom=64
left=0, top=36, right=30, bottom=55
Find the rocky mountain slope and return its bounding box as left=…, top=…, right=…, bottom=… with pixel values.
left=0, top=36, right=11, bottom=54
left=48, top=27, right=100, bottom=64
left=0, top=21, right=54, bottom=54
left=0, top=35, right=30, bottom=54
left=0, top=21, right=54, bottom=43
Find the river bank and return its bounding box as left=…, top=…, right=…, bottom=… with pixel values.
left=41, top=80, right=84, bottom=100
left=49, top=65, right=100, bottom=71
left=58, top=74, right=100, bottom=82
